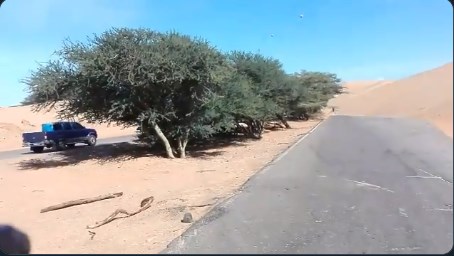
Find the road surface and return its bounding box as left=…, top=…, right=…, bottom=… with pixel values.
left=163, top=115, right=453, bottom=254
left=0, top=135, right=136, bottom=161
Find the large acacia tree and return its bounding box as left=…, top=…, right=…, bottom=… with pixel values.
left=23, top=27, right=344, bottom=158
left=23, top=28, right=232, bottom=158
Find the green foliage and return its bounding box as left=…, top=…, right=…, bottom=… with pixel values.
left=22, top=27, right=343, bottom=158
left=226, top=51, right=287, bottom=119
left=284, top=71, right=343, bottom=119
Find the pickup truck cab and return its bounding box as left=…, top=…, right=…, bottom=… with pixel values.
left=22, top=121, right=98, bottom=153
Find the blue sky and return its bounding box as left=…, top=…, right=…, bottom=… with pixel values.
left=0, top=0, right=452, bottom=107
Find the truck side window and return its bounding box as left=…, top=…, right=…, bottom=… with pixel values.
left=71, top=122, right=84, bottom=130
left=53, top=123, right=63, bottom=131
left=63, top=122, right=73, bottom=130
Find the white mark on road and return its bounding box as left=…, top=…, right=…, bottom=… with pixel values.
left=390, top=247, right=422, bottom=252
left=433, top=208, right=453, bottom=212
left=318, top=175, right=327, bottom=178
left=406, top=176, right=439, bottom=179
left=418, top=168, right=437, bottom=177
left=406, top=169, right=453, bottom=184
left=345, top=179, right=395, bottom=193
left=398, top=208, right=408, bottom=217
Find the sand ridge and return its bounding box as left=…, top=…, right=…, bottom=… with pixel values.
left=331, top=62, right=453, bottom=138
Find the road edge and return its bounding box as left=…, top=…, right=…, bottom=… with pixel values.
left=160, top=117, right=329, bottom=254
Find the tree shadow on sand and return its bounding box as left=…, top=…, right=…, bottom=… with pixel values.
left=17, top=136, right=251, bottom=171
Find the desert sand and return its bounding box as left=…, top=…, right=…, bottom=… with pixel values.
left=0, top=62, right=452, bottom=254
left=0, top=119, right=323, bottom=254
left=330, top=63, right=453, bottom=138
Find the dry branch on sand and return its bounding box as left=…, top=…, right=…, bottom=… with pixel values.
left=40, top=192, right=124, bottom=213
left=264, top=121, right=287, bottom=130
left=86, top=196, right=154, bottom=229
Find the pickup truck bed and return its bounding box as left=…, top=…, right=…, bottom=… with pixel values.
left=22, top=121, right=98, bottom=153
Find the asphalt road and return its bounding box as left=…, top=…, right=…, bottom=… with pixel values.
left=163, top=115, right=453, bottom=254
left=0, top=135, right=137, bottom=161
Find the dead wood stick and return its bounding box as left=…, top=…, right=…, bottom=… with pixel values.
left=88, top=231, right=96, bottom=240
left=40, top=192, right=124, bottom=213
left=86, top=196, right=154, bottom=229
left=188, top=203, right=214, bottom=208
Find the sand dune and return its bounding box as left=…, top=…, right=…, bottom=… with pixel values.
left=331, top=63, right=453, bottom=137
left=0, top=105, right=136, bottom=151
left=341, top=80, right=394, bottom=95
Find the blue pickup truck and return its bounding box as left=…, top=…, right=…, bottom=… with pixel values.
left=22, top=121, right=98, bottom=153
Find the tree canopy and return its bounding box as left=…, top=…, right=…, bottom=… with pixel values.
left=23, top=27, right=343, bottom=158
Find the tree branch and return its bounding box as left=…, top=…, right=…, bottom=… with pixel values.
left=40, top=192, right=124, bottom=213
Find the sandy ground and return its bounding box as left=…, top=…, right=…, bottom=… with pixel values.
left=330, top=63, right=453, bottom=138
left=0, top=105, right=136, bottom=152
left=0, top=118, right=324, bottom=254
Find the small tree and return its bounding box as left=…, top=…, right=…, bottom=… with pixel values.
left=209, top=72, right=270, bottom=138
left=226, top=51, right=290, bottom=130
left=286, top=71, right=343, bottom=119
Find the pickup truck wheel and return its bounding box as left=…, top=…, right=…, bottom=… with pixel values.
left=86, top=135, right=97, bottom=146
left=31, top=146, right=44, bottom=153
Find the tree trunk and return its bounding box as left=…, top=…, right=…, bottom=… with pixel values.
left=177, top=129, right=189, bottom=158
left=251, top=120, right=264, bottom=139
left=276, top=114, right=291, bottom=129
left=150, top=121, right=175, bottom=159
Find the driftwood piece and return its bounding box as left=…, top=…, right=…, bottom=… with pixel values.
left=40, top=192, right=124, bottom=213
left=189, top=203, right=214, bottom=208
left=86, top=196, right=154, bottom=229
